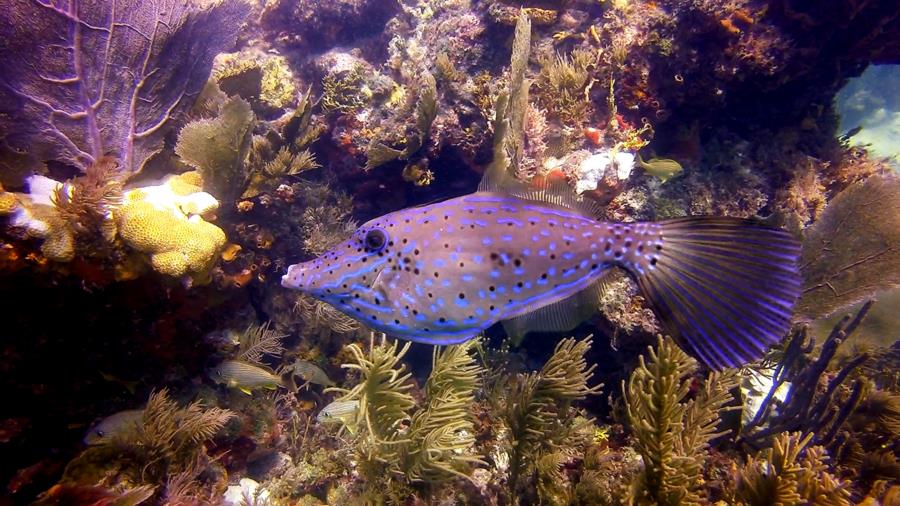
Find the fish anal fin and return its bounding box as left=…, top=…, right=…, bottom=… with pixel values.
left=502, top=271, right=614, bottom=345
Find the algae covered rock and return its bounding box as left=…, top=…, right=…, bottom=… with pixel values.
left=213, top=49, right=298, bottom=111
left=115, top=172, right=226, bottom=283
left=0, top=177, right=76, bottom=262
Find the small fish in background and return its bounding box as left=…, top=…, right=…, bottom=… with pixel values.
left=636, top=153, right=684, bottom=183
left=317, top=400, right=360, bottom=434
left=289, top=359, right=335, bottom=387
left=83, top=409, right=144, bottom=445
left=209, top=360, right=284, bottom=395
left=98, top=371, right=139, bottom=395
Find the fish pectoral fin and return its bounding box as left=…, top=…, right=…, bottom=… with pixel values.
left=502, top=271, right=614, bottom=346
left=239, top=387, right=253, bottom=395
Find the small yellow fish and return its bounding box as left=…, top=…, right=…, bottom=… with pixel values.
left=637, top=153, right=684, bottom=182
left=83, top=409, right=144, bottom=445
left=98, top=371, right=139, bottom=394
left=316, top=400, right=360, bottom=434
left=209, top=360, right=283, bottom=395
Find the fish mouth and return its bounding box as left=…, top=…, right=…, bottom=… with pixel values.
left=281, top=263, right=307, bottom=290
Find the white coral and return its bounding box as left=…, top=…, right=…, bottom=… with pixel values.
left=573, top=150, right=635, bottom=194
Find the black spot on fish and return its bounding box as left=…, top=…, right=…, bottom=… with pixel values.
left=414, top=268, right=420, bottom=274
left=513, top=258, right=521, bottom=267
left=458, top=293, right=465, bottom=299
left=489, top=286, right=495, bottom=291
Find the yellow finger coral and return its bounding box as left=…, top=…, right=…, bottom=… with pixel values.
left=115, top=172, right=226, bottom=283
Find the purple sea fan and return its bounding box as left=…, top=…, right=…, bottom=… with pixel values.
left=0, top=0, right=250, bottom=187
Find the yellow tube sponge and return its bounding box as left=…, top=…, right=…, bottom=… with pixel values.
left=116, top=173, right=226, bottom=282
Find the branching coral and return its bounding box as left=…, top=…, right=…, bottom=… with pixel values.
left=62, top=389, right=234, bottom=493
left=623, top=336, right=737, bottom=506
left=51, top=156, right=123, bottom=243
left=236, top=321, right=286, bottom=366
left=242, top=87, right=324, bottom=199
left=329, top=336, right=416, bottom=447
left=535, top=48, right=596, bottom=126
left=398, top=340, right=485, bottom=482
left=175, top=96, right=255, bottom=202
left=297, top=184, right=356, bottom=257
left=740, top=302, right=871, bottom=450
left=294, top=293, right=360, bottom=336
left=321, top=64, right=369, bottom=113
left=504, top=336, right=603, bottom=504
left=325, top=335, right=484, bottom=498
left=491, top=12, right=532, bottom=179
left=736, top=432, right=850, bottom=506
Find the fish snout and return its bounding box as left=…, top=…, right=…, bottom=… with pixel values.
left=281, top=263, right=308, bottom=290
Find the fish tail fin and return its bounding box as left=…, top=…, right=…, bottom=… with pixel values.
left=626, top=217, right=802, bottom=370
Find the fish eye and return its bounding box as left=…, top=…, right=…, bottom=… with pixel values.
left=96, top=430, right=105, bottom=437
left=364, top=228, right=388, bottom=252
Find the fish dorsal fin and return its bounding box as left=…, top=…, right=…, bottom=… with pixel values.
left=478, top=161, right=604, bottom=219
left=502, top=270, right=615, bottom=346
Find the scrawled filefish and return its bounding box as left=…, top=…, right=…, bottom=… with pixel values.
left=281, top=169, right=801, bottom=370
